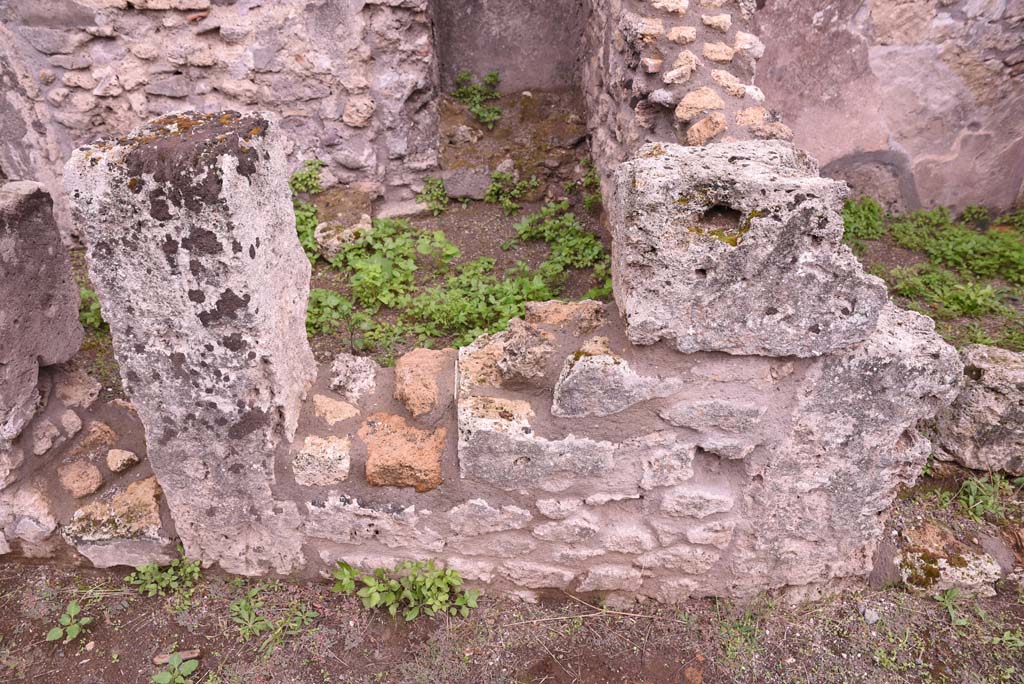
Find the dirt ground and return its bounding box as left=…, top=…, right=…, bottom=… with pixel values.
left=2, top=465, right=1022, bottom=684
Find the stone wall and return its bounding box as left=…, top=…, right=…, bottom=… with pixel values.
left=0, top=0, right=439, bottom=237
left=1, top=107, right=965, bottom=603
left=431, top=0, right=587, bottom=93
left=756, top=0, right=1024, bottom=212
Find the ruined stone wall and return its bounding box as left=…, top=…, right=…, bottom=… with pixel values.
left=756, top=0, right=1024, bottom=212
left=580, top=0, right=1024, bottom=210
left=0, top=0, right=440, bottom=236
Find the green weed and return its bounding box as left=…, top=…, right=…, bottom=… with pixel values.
left=45, top=601, right=92, bottom=645
left=306, top=289, right=354, bottom=336
left=290, top=160, right=325, bottom=263
left=79, top=287, right=107, bottom=332
left=229, top=584, right=318, bottom=655
left=151, top=651, right=199, bottom=684
left=331, top=560, right=479, bottom=621
left=957, top=473, right=1016, bottom=522
left=934, top=588, right=969, bottom=628
left=452, top=71, right=502, bottom=129
left=842, top=196, right=885, bottom=254
left=125, top=546, right=201, bottom=612
left=484, top=172, right=539, bottom=215
left=887, top=264, right=1006, bottom=318
left=416, top=177, right=450, bottom=216
left=289, top=159, right=324, bottom=195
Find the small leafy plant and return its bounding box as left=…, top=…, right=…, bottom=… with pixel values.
left=46, top=601, right=92, bottom=644
left=306, top=289, right=354, bottom=336
left=484, top=172, right=539, bottom=215
left=452, top=71, right=502, bottom=129
left=934, top=588, right=969, bottom=628
left=331, top=560, right=480, bottom=621
left=79, top=287, right=107, bottom=331
left=290, top=159, right=325, bottom=263
left=125, top=546, right=202, bottom=612
left=151, top=651, right=199, bottom=684
left=956, top=473, right=1015, bottom=522
left=841, top=196, right=885, bottom=254
left=416, top=177, right=450, bottom=216
left=229, top=584, right=318, bottom=655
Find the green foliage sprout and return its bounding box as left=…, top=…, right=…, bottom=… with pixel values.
left=289, top=159, right=325, bottom=264
left=452, top=71, right=502, bottom=129
left=45, top=600, right=92, bottom=645
left=484, top=172, right=539, bottom=215
left=331, top=560, right=480, bottom=622
left=416, top=177, right=450, bottom=216
left=151, top=652, right=199, bottom=684
left=841, top=197, right=885, bottom=254
left=79, top=287, right=107, bottom=332
left=125, top=546, right=202, bottom=612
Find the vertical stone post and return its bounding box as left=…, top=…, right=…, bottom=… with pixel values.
left=1, top=181, right=82, bottom=471
left=65, top=111, right=316, bottom=574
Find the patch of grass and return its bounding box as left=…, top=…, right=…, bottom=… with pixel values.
left=288, top=159, right=324, bottom=195
left=125, top=546, right=201, bottom=612
left=331, top=560, right=479, bottom=621
left=484, top=172, right=539, bottom=216
left=310, top=204, right=610, bottom=356
left=956, top=473, right=1016, bottom=522
left=452, top=71, right=502, bottom=129
left=842, top=196, right=885, bottom=254
left=416, top=177, right=450, bottom=216
left=847, top=200, right=1024, bottom=353
left=79, top=287, right=107, bottom=332
left=228, top=583, right=319, bottom=656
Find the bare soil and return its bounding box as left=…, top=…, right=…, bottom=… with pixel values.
left=3, top=466, right=1022, bottom=684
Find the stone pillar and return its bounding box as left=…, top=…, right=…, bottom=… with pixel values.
left=1, top=182, right=82, bottom=451
left=65, top=111, right=316, bottom=575
left=584, top=0, right=791, bottom=176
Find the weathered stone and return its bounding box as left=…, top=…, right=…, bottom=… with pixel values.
left=394, top=348, right=455, bottom=417
left=663, top=50, right=699, bottom=84
left=898, top=521, right=1002, bottom=598
left=58, top=460, right=104, bottom=498
left=712, top=69, right=746, bottom=97
left=66, top=421, right=117, bottom=459
left=304, top=495, right=444, bottom=552
left=458, top=395, right=617, bottom=490
left=66, top=111, right=315, bottom=575
left=63, top=477, right=163, bottom=542
left=523, top=300, right=605, bottom=335
left=685, top=112, right=727, bottom=145
left=536, top=498, right=584, bottom=520
left=667, top=26, right=697, bottom=44
left=342, top=95, right=375, bottom=128
left=935, top=345, right=1024, bottom=475
left=551, top=348, right=683, bottom=418
left=533, top=514, right=599, bottom=543
left=577, top=565, right=643, bottom=592
left=0, top=444, right=24, bottom=488
left=652, top=0, right=689, bottom=12
left=312, top=394, right=359, bottom=425
left=330, top=353, right=379, bottom=404
left=703, top=42, right=735, bottom=62
left=359, top=413, right=445, bottom=492
left=702, top=13, right=732, bottom=32
left=440, top=167, right=491, bottom=200
left=0, top=487, right=56, bottom=546
left=599, top=522, right=659, bottom=554
left=31, top=420, right=62, bottom=456
left=661, top=485, right=734, bottom=518
left=447, top=499, right=532, bottom=536
left=76, top=539, right=177, bottom=569
left=496, top=320, right=556, bottom=383
left=293, top=435, right=350, bottom=487
left=314, top=214, right=369, bottom=261
left=674, top=86, right=725, bottom=122
left=1, top=182, right=82, bottom=444
left=59, top=410, right=83, bottom=438
left=502, top=560, right=575, bottom=589
left=105, top=448, right=139, bottom=473
left=659, top=399, right=764, bottom=433
left=610, top=141, right=888, bottom=356
left=636, top=545, right=720, bottom=573
left=685, top=520, right=735, bottom=549
left=619, top=14, right=665, bottom=48
left=634, top=432, right=697, bottom=489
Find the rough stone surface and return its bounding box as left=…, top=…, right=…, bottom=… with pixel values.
left=757, top=0, right=1024, bottom=211
left=897, top=521, right=1002, bottom=598
left=0, top=182, right=82, bottom=446
left=105, top=449, right=139, bottom=473
left=330, top=353, right=379, bottom=405
left=447, top=499, right=532, bottom=536
left=312, top=395, right=360, bottom=426
left=551, top=345, right=683, bottom=417
left=65, top=111, right=315, bottom=575
left=58, top=460, right=104, bottom=499
left=359, top=413, right=445, bottom=492
left=394, top=348, right=455, bottom=417
left=935, top=345, right=1024, bottom=475
left=63, top=477, right=164, bottom=544
left=292, top=436, right=351, bottom=487
left=610, top=141, right=888, bottom=357
left=1, top=1, right=440, bottom=237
